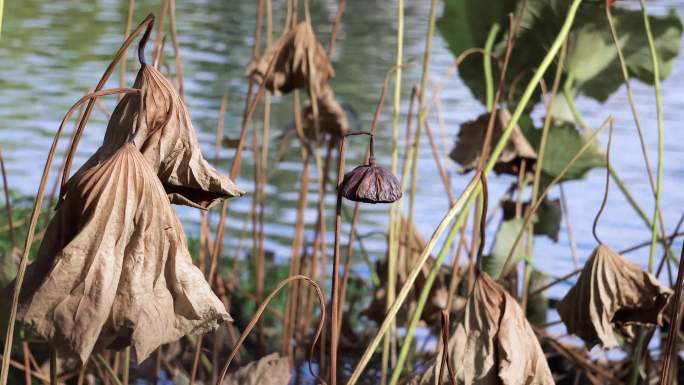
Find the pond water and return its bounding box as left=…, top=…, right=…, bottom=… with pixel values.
left=1, top=0, right=684, bottom=333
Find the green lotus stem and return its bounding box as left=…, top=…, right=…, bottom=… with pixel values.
left=484, top=23, right=500, bottom=112
left=563, top=74, right=588, bottom=133
left=346, top=2, right=585, bottom=383
left=638, top=0, right=664, bottom=274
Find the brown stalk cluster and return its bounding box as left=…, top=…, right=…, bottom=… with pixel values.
left=11, top=24, right=243, bottom=364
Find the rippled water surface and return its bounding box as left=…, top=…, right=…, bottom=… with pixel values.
left=1, top=0, right=684, bottom=308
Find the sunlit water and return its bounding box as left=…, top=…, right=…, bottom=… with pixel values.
left=1, top=0, right=684, bottom=368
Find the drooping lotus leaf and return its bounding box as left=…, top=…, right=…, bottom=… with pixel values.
left=73, top=64, right=244, bottom=210
left=415, top=272, right=554, bottom=384
left=223, top=353, right=291, bottom=385
left=450, top=109, right=537, bottom=176
left=246, top=21, right=334, bottom=96
left=301, top=84, right=349, bottom=140
left=15, top=143, right=231, bottom=363
left=556, top=244, right=672, bottom=350
left=438, top=0, right=682, bottom=105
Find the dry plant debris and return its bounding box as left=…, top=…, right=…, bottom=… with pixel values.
left=556, top=244, right=672, bottom=349
left=246, top=21, right=334, bottom=96
left=222, top=353, right=291, bottom=385
left=16, top=143, right=231, bottom=363
left=74, top=64, right=244, bottom=210
left=301, top=84, right=349, bottom=140
left=414, top=272, right=554, bottom=385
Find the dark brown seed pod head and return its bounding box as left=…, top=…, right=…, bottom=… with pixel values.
left=339, top=161, right=402, bottom=204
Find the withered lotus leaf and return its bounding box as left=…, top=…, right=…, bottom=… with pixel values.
left=245, top=21, right=334, bottom=96
left=340, top=162, right=402, bottom=204
left=223, top=353, right=291, bottom=385
left=15, top=143, right=231, bottom=363
left=76, top=64, right=244, bottom=210
left=450, top=109, right=537, bottom=175
left=556, top=244, right=672, bottom=350
left=415, top=272, right=554, bottom=385
left=301, top=84, right=349, bottom=140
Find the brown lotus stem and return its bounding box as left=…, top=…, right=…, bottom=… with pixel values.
left=330, top=134, right=348, bottom=385
left=60, top=13, right=155, bottom=195
left=438, top=310, right=457, bottom=385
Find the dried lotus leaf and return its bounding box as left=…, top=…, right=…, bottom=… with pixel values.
left=14, top=143, right=230, bottom=364
left=556, top=244, right=672, bottom=350
left=245, top=22, right=334, bottom=96
left=75, top=64, right=244, bottom=210
left=301, top=85, right=349, bottom=140
left=450, top=109, right=537, bottom=175
left=222, top=353, right=291, bottom=385
left=415, top=272, right=554, bottom=385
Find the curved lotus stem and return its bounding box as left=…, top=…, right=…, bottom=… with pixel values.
left=215, top=275, right=326, bottom=385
